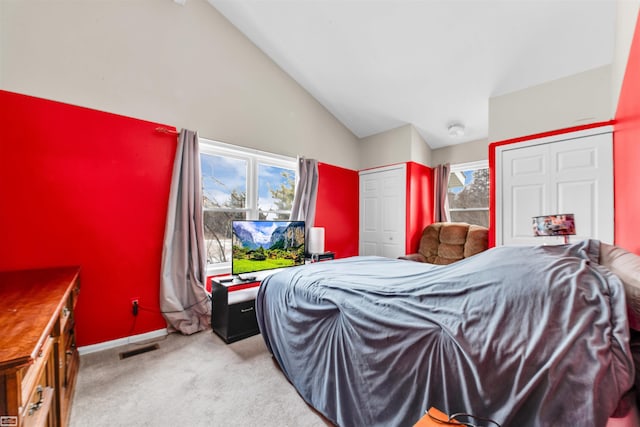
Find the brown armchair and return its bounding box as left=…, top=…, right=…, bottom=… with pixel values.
left=400, top=222, right=489, bottom=265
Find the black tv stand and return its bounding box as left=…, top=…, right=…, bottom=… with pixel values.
left=211, top=277, right=261, bottom=343
left=218, top=275, right=258, bottom=284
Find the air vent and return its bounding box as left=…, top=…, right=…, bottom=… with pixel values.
left=119, top=344, right=160, bottom=360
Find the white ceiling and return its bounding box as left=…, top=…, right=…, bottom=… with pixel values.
left=207, top=0, right=616, bottom=149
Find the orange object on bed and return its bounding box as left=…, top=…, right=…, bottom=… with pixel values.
left=414, top=407, right=461, bottom=426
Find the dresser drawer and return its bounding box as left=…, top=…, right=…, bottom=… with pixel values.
left=55, top=280, right=78, bottom=337
left=20, top=337, right=53, bottom=410
left=22, top=384, right=54, bottom=427
left=226, top=300, right=259, bottom=340
left=21, top=337, right=54, bottom=427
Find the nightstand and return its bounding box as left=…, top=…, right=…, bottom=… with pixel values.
left=211, top=278, right=261, bottom=344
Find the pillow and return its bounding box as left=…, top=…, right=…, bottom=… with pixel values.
left=600, top=242, right=640, bottom=330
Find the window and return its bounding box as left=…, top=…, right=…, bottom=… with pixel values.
left=447, top=160, right=489, bottom=227
left=199, top=139, right=297, bottom=274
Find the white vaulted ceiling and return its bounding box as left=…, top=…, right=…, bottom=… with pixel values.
left=207, top=0, right=616, bottom=148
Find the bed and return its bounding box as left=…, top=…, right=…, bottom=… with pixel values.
left=256, top=239, right=640, bottom=427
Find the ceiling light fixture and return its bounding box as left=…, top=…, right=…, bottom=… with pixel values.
left=448, top=123, right=465, bottom=138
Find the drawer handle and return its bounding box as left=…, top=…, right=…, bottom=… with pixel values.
left=28, top=386, right=44, bottom=415
left=240, top=307, right=254, bottom=313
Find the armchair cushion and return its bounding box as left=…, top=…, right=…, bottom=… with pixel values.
left=401, top=222, right=489, bottom=265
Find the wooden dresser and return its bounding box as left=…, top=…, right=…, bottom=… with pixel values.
left=0, top=267, right=80, bottom=427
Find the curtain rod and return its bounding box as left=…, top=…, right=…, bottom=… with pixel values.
left=155, top=127, right=179, bottom=136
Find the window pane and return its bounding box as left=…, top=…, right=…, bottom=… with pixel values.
left=201, top=153, right=247, bottom=209
left=449, top=168, right=489, bottom=209
left=203, top=210, right=246, bottom=264
left=199, top=139, right=297, bottom=269
left=450, top=210, right=489, bottom=228
left=258, top=163, right=295, bottom=219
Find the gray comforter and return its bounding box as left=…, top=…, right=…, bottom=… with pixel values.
left=256, top=240, right=634, bottom=427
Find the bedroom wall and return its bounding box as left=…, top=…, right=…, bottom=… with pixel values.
left=316, top=163, right=360, bottom=259
left=358, top=124, right=433, bottom=169
left=0, top=90, right=174, bottom=347
left=613, top=7, right=640, bottom=254
left=612, top=0, right=640, bottom=111
left=488, top=65, right=613, bottom=143
left=0, top=0, right=360, bottom=170
left=0, top=90, right=361, bottom=347
left=410, top=127, right=433, bottom=167
left=431, top=138, right=489, bottom=166
left=406, top=162, right=434, bottom=253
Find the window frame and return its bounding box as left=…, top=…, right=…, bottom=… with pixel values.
left=448, top=160, right=489, bottom=225
left=199, top=138, right=297, bottom=276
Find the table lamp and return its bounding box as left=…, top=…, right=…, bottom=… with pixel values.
left=308, top=227, right=325, bottom=254
left=532, top=213, right=576, bottom=244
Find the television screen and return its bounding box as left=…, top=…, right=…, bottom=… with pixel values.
left=232, top=220, right=305, bottom=276
left=532, top=213, right=576, bottom=236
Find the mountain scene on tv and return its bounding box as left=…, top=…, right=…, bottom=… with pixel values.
left=232, top=221, right=305, bottom=274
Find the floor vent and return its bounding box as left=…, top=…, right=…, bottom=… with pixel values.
left=119, top=344, right=160, bottom=360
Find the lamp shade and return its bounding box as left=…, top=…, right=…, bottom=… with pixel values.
left=532, top=213, right=575, bottom=236
left=308, top=227, right=325, bottom=254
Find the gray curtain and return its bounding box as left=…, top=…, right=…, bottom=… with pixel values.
left=160, top=129, right=211, bottom=334
left=434, top=163, right=450, bottom=222
left=290, top=157, right=319, bottom=239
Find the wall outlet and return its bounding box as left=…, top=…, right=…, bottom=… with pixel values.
left=131, top=298, right=139, bottom=316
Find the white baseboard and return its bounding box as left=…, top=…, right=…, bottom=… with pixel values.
left=78, top=328, right=168, bottom=355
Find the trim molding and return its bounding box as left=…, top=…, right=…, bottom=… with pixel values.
left=78, top=328, right=169, bottom=355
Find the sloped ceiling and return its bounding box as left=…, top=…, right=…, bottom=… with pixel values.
left=207, top=0, right=616, bottom=148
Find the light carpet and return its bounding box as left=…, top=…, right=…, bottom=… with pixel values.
left=69, top=330, right=331, bottom=427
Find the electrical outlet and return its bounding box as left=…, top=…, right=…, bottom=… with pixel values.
left=131, top=298, right=139, bottom=316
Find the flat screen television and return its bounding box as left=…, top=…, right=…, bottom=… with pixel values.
left=231, top=220, right=305, bottom=277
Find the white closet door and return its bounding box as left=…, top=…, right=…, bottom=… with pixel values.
left=502, top=144, right=550, bottom=246
left=551, top=133, right=613, bottom=243
left=359, top=165, right=406, bottom=257
left=497, top=129, right=613, bottom=246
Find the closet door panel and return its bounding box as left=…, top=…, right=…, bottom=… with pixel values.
left=496, top=128, right=613, bottom=246
left=510, top=184, right=547, bottom=244
left=557, top=180, right=597, bottom=239
left=360, top=178, right=381, bottom=256
left=550, top=132, right=613, bottom=243
left=359, top=165, right=406, bottom=257
left=501, top=144, right=549, bottom=246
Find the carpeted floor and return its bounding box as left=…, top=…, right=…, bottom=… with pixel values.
left=69, top=330, right=332, bottom=427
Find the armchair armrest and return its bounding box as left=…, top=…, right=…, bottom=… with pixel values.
left=398, top=253, right=427, bottom=263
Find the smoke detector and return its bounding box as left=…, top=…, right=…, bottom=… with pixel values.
left=448, top=123, right=465, bottom=138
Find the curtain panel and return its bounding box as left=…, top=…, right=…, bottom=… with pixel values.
left=434, top=163, right=450, bottom=223
left=290, top=157, right=319, bottom=239
left=160, top=129, right=210, bottom=334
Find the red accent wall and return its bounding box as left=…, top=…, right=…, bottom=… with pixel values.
left=315, top=163, right=359, bottom=258
left=0, top=90, right=175, bottom=346
left=0, top=92, right=364, bottom=346
left=614, top=10, right=640, bottom=255
left=406, top=162, right=433, bottom=253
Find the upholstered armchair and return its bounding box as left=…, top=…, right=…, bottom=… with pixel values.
left=400, top=222, right=489, bottom=265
